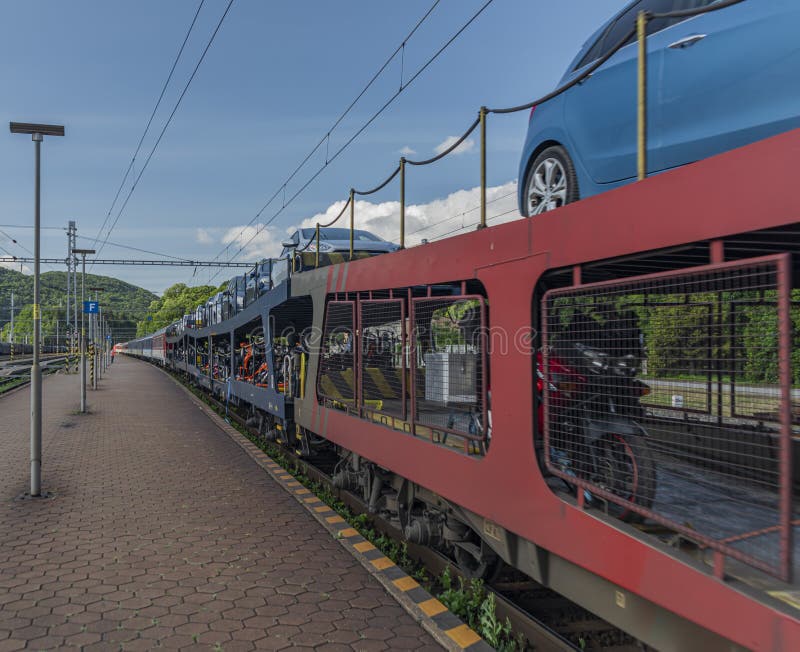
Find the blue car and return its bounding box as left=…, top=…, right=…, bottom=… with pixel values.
left=518, top=0, right=800, bottom=216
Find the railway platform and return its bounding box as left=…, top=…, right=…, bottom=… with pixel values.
left=0, top=357, right=443, bottom=651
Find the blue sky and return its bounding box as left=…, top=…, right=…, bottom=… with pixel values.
left=0, top=0, right=627, bottom=293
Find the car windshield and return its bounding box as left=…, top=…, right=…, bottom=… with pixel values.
left=300, top=228, right=382, bottom=242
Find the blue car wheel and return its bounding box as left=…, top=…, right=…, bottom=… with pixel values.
left=523, top=145, right=580, bottom=215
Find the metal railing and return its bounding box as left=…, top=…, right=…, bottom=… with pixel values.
left=317, top=293, right=488, bottom=453
left=541, top=254, right=794, bottom=582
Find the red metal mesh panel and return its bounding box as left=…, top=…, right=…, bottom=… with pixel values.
left=541, top=256, right=795, bottom=581
left=359, top=300, right=406, bottom=418
left=317, top=301, right=356, bottom=405
left=412, top=297, right=486, bottom=442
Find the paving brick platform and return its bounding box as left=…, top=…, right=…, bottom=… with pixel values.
left=0, top=357, right=439, bottom=651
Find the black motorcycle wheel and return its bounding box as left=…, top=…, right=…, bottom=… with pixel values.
left=595, top=434, right=656, bottom=524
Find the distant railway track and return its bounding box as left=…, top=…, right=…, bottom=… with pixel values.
left=0, top=352, right=69, bottom=364
left=180, top=369, right=640, bottom=652
left=0, top=376, right=30, bottom=396
left=0, top=357, right=69, bottom=396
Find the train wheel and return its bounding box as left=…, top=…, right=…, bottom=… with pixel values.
left=453, top=535, right=503, bottom=581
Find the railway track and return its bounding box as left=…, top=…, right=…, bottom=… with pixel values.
left=0, top=357, right=70, bottom=395
left=181, top=371, right=643, bottom=652
left=0, top=352, right=69, bottom=364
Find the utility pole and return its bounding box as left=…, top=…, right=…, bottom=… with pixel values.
left=10, top=291, right=14, bottom=361
left=102, top=316, right=108, bottom=371
left=89, top=287, right=104, bottom=388
left=66, top=221, right=76, bottom=371
left=98, top=304, right=103, bottom=381
left=73, top=249, right=94, bottom=412
left=10, top=120, right=65, bottom=498
left=72, top=229, right=78, bottom=374
left=66, top=226, right=70, bottom=361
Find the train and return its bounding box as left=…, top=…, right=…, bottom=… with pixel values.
left=122, top=130, right=800, bottom=652
left=0, top=342, right=64, bottom=356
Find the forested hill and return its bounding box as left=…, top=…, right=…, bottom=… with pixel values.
left=0, top=267, right=157, bottom=343
left=134, top=282, right=224, bottom=337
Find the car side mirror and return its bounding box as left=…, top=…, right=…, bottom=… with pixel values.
left=281, top=240, right=295, bottom=249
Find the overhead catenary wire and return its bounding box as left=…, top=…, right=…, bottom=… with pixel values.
left=211, top=0, right=496, bottom=279
left=429, top=207, right=517, bottom=242
left=90, top=0, right=207, bottom=254
left=0, top=224, right=65, bottom=230
left=0, top=228, right=59, bottom=272
left=0, top=230, right=19, bottom=247
left=92, top=0, right=235, bottom=269
left=408, top=190, right=516, bottom=238
left=208, top=0, right=443, bottom=271
left=76, top=235, right=192, bottom=262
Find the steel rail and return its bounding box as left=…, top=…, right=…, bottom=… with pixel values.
left=0, top=359, right=67, bottom=395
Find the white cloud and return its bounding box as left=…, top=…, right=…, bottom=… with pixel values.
left=0, top=260, right=30, bottom=274
left=434, top=136, right=475, bottom=157
left=195, top=228, right=214, bottom=244
left=206, top=183, right=520, bottom=260
left=298, top=181, right=519, bottom=247
left=219, top=223, right=281, bottom=260
left=399, top=146, right=417, bottom=157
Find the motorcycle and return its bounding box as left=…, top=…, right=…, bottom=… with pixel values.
left=536, top=341, right=657, bottom=523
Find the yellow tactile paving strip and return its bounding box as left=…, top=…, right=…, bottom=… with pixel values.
left=167, top=370, right=492, bottom=652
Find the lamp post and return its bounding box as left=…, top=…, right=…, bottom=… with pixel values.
left=89, top=287, right=104, bottom=387
left=10, top=121, right=65, bottom=498
left=73, top=249, right=94, bottom=412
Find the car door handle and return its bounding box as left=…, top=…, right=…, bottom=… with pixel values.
left=668, top=34, right=706, bottom=49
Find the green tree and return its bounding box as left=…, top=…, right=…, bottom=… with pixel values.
left=1, top=266, right=157, bottom=345
left=136, top=282, right=224, bottom=336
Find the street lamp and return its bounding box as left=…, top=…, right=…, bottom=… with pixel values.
left=72, top=249, right=94, bottom=413
left=89, top=286, right=104, bottom=387
left=10, top=121, right=65, bottom=498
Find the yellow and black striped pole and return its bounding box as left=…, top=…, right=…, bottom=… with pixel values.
left=89, top=342, right=95, bottom=390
